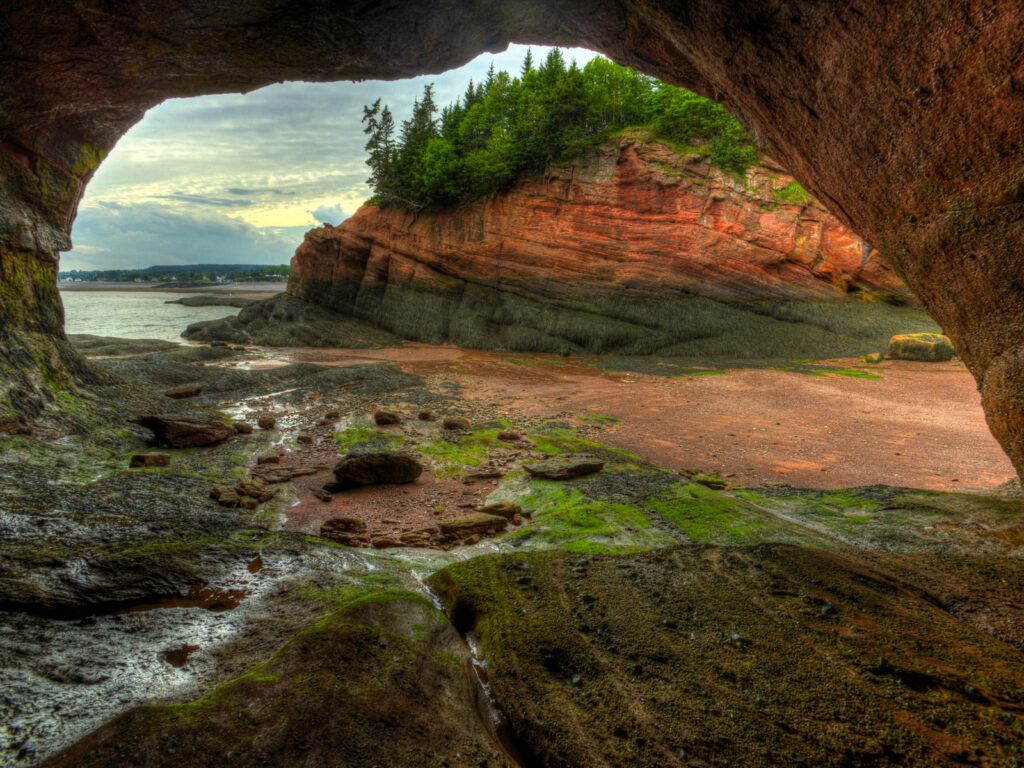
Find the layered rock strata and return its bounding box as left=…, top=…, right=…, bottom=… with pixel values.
left=279, top=134, right=931, bottom=357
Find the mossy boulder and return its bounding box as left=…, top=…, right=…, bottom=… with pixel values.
left=42, top=593, right=512, bottom=768
left=886, top=332, right=956, bottom=362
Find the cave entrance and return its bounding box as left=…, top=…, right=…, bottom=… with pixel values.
left=56, top=43, right=1017, bottom=495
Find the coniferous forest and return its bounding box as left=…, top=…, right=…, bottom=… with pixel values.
left=362, top=49, right=757, bottom=211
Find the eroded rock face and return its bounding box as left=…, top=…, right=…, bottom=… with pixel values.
left=2, top=2, right=1023, bottom=474
left=286, top=133, right=915, bottom=354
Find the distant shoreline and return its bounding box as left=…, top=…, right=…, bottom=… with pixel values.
left=58, top=281, right=284, bottom=298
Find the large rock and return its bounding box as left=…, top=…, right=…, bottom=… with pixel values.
left=332, top=452, right=423, bottom=488
left=437, top=513, right=508, bottom=538
left=287, top=136, right=930, bottom=358
left=134, top=415, right=236, bottom=448
left=524, top=454, right=605, bottom=480
left=886, top=332, right=956, bottom=362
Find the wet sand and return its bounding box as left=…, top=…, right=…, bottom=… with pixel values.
left=222, top=345, right=1016, bottom=494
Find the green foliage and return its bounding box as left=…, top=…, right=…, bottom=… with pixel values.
left=362, top=49, right=757, bottom=211
left=773, top=180, right=812, bottom=205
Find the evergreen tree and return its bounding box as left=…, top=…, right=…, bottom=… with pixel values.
left=358, top=50, right=757, bottom=211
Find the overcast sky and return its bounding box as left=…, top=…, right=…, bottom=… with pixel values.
left=65, top=44, right=600, bottom=271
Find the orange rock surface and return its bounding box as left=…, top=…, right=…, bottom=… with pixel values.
left=289, top=131, right=912, bottom=308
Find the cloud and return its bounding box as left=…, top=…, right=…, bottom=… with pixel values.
left=71, top=45, right=602, bottom=260
left=309, top=203, right=349, bottom=225
left=65, top=202, right=298, bottom=270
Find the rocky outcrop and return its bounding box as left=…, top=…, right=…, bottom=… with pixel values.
left=2, top=3, right=1024, bottom=473
left=282, top=134, right=930, bottom=357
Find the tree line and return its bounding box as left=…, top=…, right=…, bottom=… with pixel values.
left=59, top=264, right=289, bottom=283
left=362, top=49, right=757, bottom=211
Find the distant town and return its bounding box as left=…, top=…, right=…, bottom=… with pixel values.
left=58, top=263, right=289, bottom=284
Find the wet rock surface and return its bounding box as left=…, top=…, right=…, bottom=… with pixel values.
left=134, top=415, right=235, bottom=447
left=6, top=339, right=1024, bottom=767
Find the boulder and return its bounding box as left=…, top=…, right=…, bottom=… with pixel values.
left=374, top=410, right=401, bottom=425
left=164, top=384, right=201, bottom=399
left=134, top=415, right=235, bottom=448
left=886, top=333, right=956, bottom=362
left=438, top=513, right=508, bottom=538
left=332, top=452, right=423, bottom=488
left=443, top=416, right=471, bottom=431
left=523, top=454, right=605, bottom=480
left=128, top=453, right=170, bottom=468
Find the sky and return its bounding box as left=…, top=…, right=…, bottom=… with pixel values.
left=65, top=44, right=600, bottom=272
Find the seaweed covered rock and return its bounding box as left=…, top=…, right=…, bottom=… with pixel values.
left=886, top=332, right=956, bottom=362
left=429, top=547, right=1024, bottom=767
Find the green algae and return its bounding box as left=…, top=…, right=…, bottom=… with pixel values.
left=334, top=424, right=404, bottom=453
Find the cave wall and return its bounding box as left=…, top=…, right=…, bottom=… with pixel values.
left=2, top=1, right=1023, bottom=474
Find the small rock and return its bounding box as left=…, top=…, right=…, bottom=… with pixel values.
left=497, top=431, right=520, bottom=442
left=210, top=341, right=228, bottom=348
left=312, top=488, right=333, bottom=502
left=886, top=332, right=955, bottom=362
left=481, top=501, right=523, bottom=519
left=164, top=384, right=201, bottom=399
left=323, top=410, right=341, bottom=420
left=371, top=535, right=404, bottom=549
left=217, top=489, right=240, bottom=508
left=321, top=516, right=368, bottom=534
left=512, top=513, right=523, bottom=525
left=418, top=410, right=436, bottom=421
left=374, top=410, right=401, bottom=425
left=297, top=434, right=313, bottom=444
left=257, top=414, right=277, bottom=430
left=333, top=452, right=424, bottom=488
left=134, top=415, right=235, bottom=448
left=859, top=352, right=883, bottom=363
left=129, top=452, right=170, bottom=468
left=257, top=453, right=280, bottom=465
left=523, top=454, right=604, bottom=480
left=240, top=496, right=259, bottom=510
left=463, top=469, right=504, bottom=484
left=463, top=534, right=482, bottom=546
left=233, top=421, right=254, bottom=434
left=442, top=416, right=471, bottom=431
left=209, top=486, right=223, bottom=500
left=438, top=513, right=508, bottom=537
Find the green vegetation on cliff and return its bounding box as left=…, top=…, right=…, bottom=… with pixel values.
left=362, top=49, right=756, bottom=211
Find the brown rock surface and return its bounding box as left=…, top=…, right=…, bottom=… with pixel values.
left=163, top=384, right=201, bottom=399
left=290, top=136, right=910, bottom=318
left=438, top=513, right=508, bottom=538
left=128, top=453, right=170, bottom=469
left=524, top=454, right=605, bottom=480
left=332, top=452, right=424, bottom=488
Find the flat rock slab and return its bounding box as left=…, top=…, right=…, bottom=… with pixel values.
left=333, top=452, right=423, bottom=488
left=134, top=415, right=236, bottom=447
left=163, top=384, right=201, bottom=399
left=886, top=332, right=955, bottom=362
left=438, top=513, right=507, bottom=537
left=523, top=453, right=604, bottom=480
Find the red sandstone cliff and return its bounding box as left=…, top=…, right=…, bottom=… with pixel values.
left=288, top=130, right=912, bottom=310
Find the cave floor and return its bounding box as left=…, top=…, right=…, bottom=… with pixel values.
left=3, top=338, right=1023, bottom=767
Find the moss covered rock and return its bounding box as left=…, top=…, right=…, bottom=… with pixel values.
left=886, top=332, right=956, bottom=362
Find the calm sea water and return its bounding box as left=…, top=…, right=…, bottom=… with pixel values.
left=60, top=291, right=245, bottom=343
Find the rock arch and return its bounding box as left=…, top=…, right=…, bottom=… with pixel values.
left=3, top=1, right=1023, bottom=474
